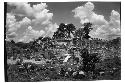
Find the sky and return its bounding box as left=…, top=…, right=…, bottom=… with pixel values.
left=6, top=1, right=121, bottom=43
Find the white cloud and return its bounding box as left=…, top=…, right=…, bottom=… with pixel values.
left=19, top=23, right=58, bottom=43
left=7, top=2, right=52, bottom=24
left=90, top=10, right=120, bottom=40
left=18, top=26, right=45, bottom=43
left=72, top=2, right=108, bottom=25
left=7, top=32, right=18, bottom=38
left=7, top=2, right=54, bottom=30
left=8, top=2, right=34, bottom=18
left=7, top=2, right=58, bottom=42
left=32, top=9, right=53, bottom=25
left=18, top=36, right=30, bottom=43
left=33, top=3, right=47, bottom=13
left=6, top=13, right=18, bottom=32
left=6, top=13, right=16, bottom=25
left=19, top=17, right=31, bottom=26
left=84, top=1, right=94, bottom=11
left=27, top=26, right=32, bottom=30
left=91, top=13, right=108, bottom=25
left=25, top=26, right=45, bottom=38
left=44, top=23, right=58, bottom=37
left=6, top=13, right=31, bottom=32
left=73, top=2, right=120, bottom=40
left=6, top=13, right=32, bottom=40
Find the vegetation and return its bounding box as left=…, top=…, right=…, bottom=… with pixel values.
left=5, top=22, right=121, bottom=81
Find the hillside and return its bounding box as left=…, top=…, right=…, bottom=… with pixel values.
left=5, top=23, right=121, bottom=81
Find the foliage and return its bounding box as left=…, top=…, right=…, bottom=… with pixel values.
left=53, top=23, right=76, bottom=39
left=5, top=22, right=121, bottom=81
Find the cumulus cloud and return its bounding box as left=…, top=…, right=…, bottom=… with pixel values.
left=90, top=10, right=120, bottom=40
left=32, top=9, right=53, bottom=25
left=6, top=13, right=32, bottom=40
left=84, top=1, right=94, bottom=11
left=18, top=26, right=45, bottom=43
left=18, top=36, right=31, bottom=43
left=8, top=2, right=34, bottom=18
left=19, top=17, right=31, bottom=26
left=72, top=2, right=108, bottom=25
left=18, top=23, right=58, bottom=43
left=73, top=2, right=120, bottom=40
left=26, top=26, right=45, bottom=37
left=6, top=13, right=18, bottom=32
left=6, top=13, right=16, bottom=25
left=8, top=2, right=47, bottom=18
left=7, top=2, right=58, bottom=42
left=44, top=23, right=58, bottom=37
left=6, top=13, right=31, bottom=32
left=7, top=32, right=18, bottom=38
left=7, top=2, right=52, bottom=25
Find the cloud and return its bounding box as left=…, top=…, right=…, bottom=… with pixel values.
left=7, top=2, right=53, bottom=26
left=73, top=2, right=120, bottom=40
left=72, top=2, right=108, bottom=25
left=6, top=13, right=32, bottom=40
left=90, top=10, right=120, bottom=40
left=18, top=26, right=45, bottom=43
left=6, top=13, right=18, bottom=32
left=84, top=1, right=94, bottom=11
left=7, top=2, right=52, bottom=21
left=8, top=2, right=47, bottom=17
left=18, top=23, right=58, bottom=43
left=7, top=32, right=18, bottom=38
left=44, top=23, right=58, bottom=37
left=6, top=13, right=19, bottom=40
left=19, top=17, right=31, bottom=26
left=18, top=35, right=30, bottom=43
left=7, top=2, right=58, bottom=42
left=6, top=13, right=16, bottom=25
left=6, top=13, right=31, bottom=32
left=8, top=2, right=34, bottom=18
left=26, top=26, right=45, bottom=37
left=32, top=9, right=53, bottom=25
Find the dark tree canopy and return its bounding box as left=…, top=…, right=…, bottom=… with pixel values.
left=66, top=23, right=76, bottom=38
left=83, top=22, right=93, bottom=35
left=58, top=23, right=66, bottom=33
left=10, top=40, right=15, bottom=44
left=52, top=23, right=76, bottom=39
left=75, top=22, right=93, bottom=40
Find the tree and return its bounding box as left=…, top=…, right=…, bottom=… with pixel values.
left=74, top=28, right=85, bottom=39
left=42, top=37, right=52, bottom=43
left=10, top=40, right=15, bottom=44
left=75, top=22, right=93, bottom=40
left=66, top=23, right=76, bottom=38
left=35, top=36, right=43, bottom=42
left=83, top=23, right=93, bottom=35
left=53, top=23, right=76, bottom=39
left=52, top=23, right=66, bottom=39
left=52, top=31, right=59, bottom=39
left=80, top=48, right=99, bottom=73
left=38, top=36, right=43, bottom=40
left=58, top=23, right=66, bottom=33
left=83, top=22, right=93, bottom=39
